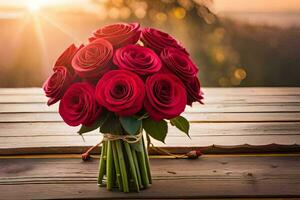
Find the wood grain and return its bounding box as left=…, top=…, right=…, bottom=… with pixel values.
left=2, top=122, right=300, bottom=137
left=1, top=112, right=300, bottom=122
left=1, top=102, right=300, bottom=113
left=0, top=88, right=300, bottom=155
left=0, top=121, right=299, bottom=155
left=1, top=94, right=300, bottom=104
left=0, top=155, right=299, bottom=199
left=0, top=88, right=300, bottom=199
left=1, top=87, right=300, bottom=95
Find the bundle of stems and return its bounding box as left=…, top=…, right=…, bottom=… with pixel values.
left=98, top=137, right=152, bottom=192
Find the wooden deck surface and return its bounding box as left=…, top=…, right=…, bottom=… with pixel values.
left=1, top=155, right=300, bottom=199
left=0, top=87, right=300, bottom=199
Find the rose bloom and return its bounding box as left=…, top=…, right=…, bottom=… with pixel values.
left=43, top=66, right=74, bottom=106
left=96, top=70, right=145, bottom=116
left=59, top=83, right=102, bottom=126
left=144, top=73, right=187, bottom=121
left=54, top=44, right=83, bottom=72
left=140, top=28, right=188, bottom=55
left=72, top=38, right=113, bottom=78
left=113, top=45, right=161, bottom=76
left=161, top=47, right=198, bottom=83
left=185, top=76, right=204, bottom=106
left=90, top=23, right=141, bottom=48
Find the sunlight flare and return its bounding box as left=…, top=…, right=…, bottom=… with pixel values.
left=27, top=2, right=40, bottom=12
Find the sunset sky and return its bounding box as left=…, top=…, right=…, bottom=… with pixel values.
left=0, top=0, right=299, bottom=87
left=0, top=0, right=300, bottom=13
left=213, top=0, right=300, bottom=13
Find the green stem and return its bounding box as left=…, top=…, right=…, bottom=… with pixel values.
left=112, top=155, right=116, bottom=188
left=112, top=141, right=123, bottom=191
left=106, top=141, right=113, bottom=190
left=131, top=146, right=142, bottom=188
left=124, top=143, right=140, bottom=192
left=136, top=141, right=150, bottom=188
left=98, top=141, right=107, bottom=186
left=116, top=140, right=129, bottom=192
left=142, top=137, right=152, bottom=184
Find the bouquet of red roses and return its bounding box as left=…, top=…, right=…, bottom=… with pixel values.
left=43, top=22, right=203, bottom=192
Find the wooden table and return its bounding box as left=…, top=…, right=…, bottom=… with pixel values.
left=0, top=87, right=299, bottom=199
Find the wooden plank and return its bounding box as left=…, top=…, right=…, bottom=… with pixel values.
left=0, top=155, right=299, bottom=199
left=1, top=87, right=300, bottom=95
left=1, top=112, right=300, bottom=122
left=1, top=121, right=300, bottom=155
left=1, top=144, right=299, bottom=155
left=0, top=88, right=42, bottom=95
left=203, top=87, right=300, bottom=96
left=0, top=87, right=299, bottom=155
left=1, top=102, right=300, bottom=113
left=1, top=94, right=300, bottom=104
left=1, top=122, right=300, bottom=137
left=1, top=134, right=298, bottom=149
left=182, top=112, right=300, bottom=122
left=0, top=88, right=300, bottom=105
left=0, top=113, right=62, bottom=122
left=1, top=129, right=299, bottom=155
left=0, top=95, right=47, bottom=103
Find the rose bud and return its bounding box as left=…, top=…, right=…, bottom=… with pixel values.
left=72, top=38, right=113, bottom=79
left=144, top=73, right=187, bottom=121
left=59, top=83, right=102, bottom=126
left=113, top=45, right=162, bottom=76
left=141, top=28, right=189, bottom=55
left=186, top=150, right=202, bottom=159
left=81, top=152, right=91, bottom=161
left=90, top=23, right=141, bottom=49
left=43, top=66, right=74, bottom=106
left=95, top=70, right=145, bottom=116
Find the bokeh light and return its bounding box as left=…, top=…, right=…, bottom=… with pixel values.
left=0, top=0, right=299, bottom=87
left=234, top=68, right=247, bottom=80
left=172, top=7, right=186, bottom=19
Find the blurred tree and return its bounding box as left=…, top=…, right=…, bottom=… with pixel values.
left=90, top=0, right=246, bottom=87
left=0, top=0, right=299, bottom=87
left=89, top=0, right=300, bottom=87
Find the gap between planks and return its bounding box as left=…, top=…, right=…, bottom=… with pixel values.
left=1, top=153, right=300, bottom=159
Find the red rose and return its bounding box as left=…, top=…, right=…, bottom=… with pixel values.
left=90, top=23, right=141, bottom=48
left=95, top=70, right=145, bottom=116
left=185, top=76, right=204, bottom=106
left=113, top=45, right=162, bottom=76
left=43, top=66, right=74, bottom=106
left=72, top=38, right=113, bottom=78
left=161, top=47, right=198, bottom=83
left=59, top=83, right=102, bottom=126
left=54, top=44, right=83, bottom=72
left=144, top=73, right=187, bottom=121
left=141, top=28, right=189, bottom=55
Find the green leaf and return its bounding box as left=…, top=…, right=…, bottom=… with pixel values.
left=77, top=112, right=109, bottom=135
left=170, top=116, right=190, bottom=138
left=142, top=118, right=168, bottom=143
left=100, top=114, right=122, bottom=135
left=119, top=116, right=141, bottom=135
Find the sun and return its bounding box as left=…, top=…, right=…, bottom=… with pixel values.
left=27, top=2, right=41, bottom=12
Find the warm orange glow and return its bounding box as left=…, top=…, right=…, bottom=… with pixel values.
left=234, top=68, right=247, bottom=80
left=213, top=0, right=300, bottom=13
left=0, top=0, right=299, bottom=87
left=27, top=2, right=40, bottom=12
